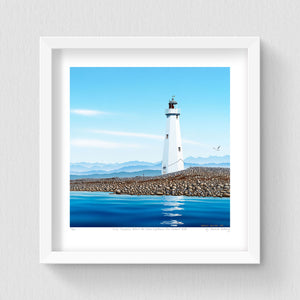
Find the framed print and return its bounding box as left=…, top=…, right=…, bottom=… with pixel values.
left=40, top=37, right=260, bottom=264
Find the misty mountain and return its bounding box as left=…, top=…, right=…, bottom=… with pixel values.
left=184, top=155, right=230, bottom=164
left=70, top=161, right=157, bottom=173
left=70, top=155, right=230, bottom=178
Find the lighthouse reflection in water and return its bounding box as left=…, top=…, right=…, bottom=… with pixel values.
left=70, top=192, right=230, bottom=227
left=161, top=196, right=185, bottom=226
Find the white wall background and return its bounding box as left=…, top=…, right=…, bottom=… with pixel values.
left=1, top=0, right=299, bottom=299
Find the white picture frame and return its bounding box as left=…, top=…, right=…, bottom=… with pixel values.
left=40, top=37, right=260, bottom=264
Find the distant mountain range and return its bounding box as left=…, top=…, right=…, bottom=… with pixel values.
left=70, top=155, right=230, bottom=179
left=184, top=155, right=230, bottom=164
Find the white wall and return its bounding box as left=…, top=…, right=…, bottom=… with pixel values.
left=1, top=0, right=300, bottom=299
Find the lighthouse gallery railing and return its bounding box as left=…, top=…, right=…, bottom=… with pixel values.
left=165, top=108, right=181, bottom=115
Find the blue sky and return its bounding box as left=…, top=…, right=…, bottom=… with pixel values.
left=70, top=67, right=230, bottom=163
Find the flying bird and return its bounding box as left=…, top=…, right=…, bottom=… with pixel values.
left=213, top=145, right=221, bottom=151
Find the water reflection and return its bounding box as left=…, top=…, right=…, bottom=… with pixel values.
left=163, top=213, right=181, bottom=217
left=161, top=196, right=185, bottom=227
left=161, top=220, right=183, bottom=226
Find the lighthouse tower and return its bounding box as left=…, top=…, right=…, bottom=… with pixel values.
left=162, top=96, right=184, bottom=174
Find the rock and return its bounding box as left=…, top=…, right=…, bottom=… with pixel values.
left=70, top=167, right=230, bottom=198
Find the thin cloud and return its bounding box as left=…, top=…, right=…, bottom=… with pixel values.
left=92, top=129, right=208, bottom=146
left=71, top=139, right=141, bottom=149
left=182, top=139, right=209, bottom=147
left=92, top=130, right=164, bottom=140
left=71, top=109, right=108, bottom=116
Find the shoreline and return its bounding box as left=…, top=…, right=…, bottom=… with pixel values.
left=71, top=191, right=230, bottom=199
left=70, top=167, right=230, bottom=198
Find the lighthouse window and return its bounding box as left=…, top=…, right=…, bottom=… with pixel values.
left=178, top=147, right=181, bottom=152
left=166, top=134, right=168, bottom=139
left=176, top=115, right=178, bottom=119
left=163, top=166, right=166, bottom=170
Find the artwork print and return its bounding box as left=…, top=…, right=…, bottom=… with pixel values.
left=70, top=67, right=230, bottom=227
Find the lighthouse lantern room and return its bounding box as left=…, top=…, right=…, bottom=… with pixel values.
left=162, top=96, right=184, bottom=174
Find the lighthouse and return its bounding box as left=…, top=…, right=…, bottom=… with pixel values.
left=162, top=96, right=184, bottom=174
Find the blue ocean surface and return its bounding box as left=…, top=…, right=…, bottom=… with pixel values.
left=70, top=192, right=230, bottom=227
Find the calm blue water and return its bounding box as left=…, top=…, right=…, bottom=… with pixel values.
left=70, top=192, right=230, bottom=227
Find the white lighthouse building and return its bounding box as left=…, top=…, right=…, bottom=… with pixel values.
left=162, top=97, right=184, bottom=174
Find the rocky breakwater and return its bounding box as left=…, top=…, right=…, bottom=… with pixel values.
left=70, top=167, right=230, bottom=198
